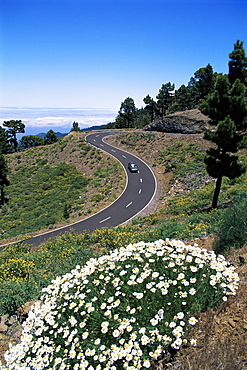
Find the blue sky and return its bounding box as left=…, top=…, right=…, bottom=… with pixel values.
left=1, top=0, right=246, bottom=110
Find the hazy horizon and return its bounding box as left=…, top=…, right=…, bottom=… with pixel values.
left=0, top=107, right=118, bottom=138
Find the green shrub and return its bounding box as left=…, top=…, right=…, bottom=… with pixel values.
left=90, top=194, right=105, bottom=203
left=0, top=280, right=40, bottom=315
left=214, top=194, right=247, bottom=253
left=36, top=158, right=48, bottom=165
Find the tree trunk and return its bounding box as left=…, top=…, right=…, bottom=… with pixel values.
left=212, top=174, right=223, bottom=208
left=0, top=186, right=4, bottom=206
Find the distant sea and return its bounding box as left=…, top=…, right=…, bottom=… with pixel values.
left=0, top=107, right=117, bottom=138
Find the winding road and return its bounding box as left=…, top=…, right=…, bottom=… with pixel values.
left=22, top=131, right=157, bottom=247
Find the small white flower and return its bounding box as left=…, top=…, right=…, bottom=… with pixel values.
left=190, top=338, right=197, bottom=346
left=189, top=288, right=196, bottom=295
left=112, top=329, right=120, bottom=337
left=82, top=331, right=89, bottom=339
left=172, top=337, right=182, bottom=349
left=150, top=318, right=158, bottom=326
left=177, top=312, right=184, bottom=319
left=177, top=273, right=185, bottom=280
left=68, top=316, right=77, bottom=327
left=169, top=321, right=176, bottom=328
left=190, top=266, right=198, bottom=272
left=188, top=316, right=198, bottom=325
left=130, top=333, right=137, bottom=341
left=133, top=292, right=144, bottom=299
left=143, top=359, right=151, bottom=368
left=152, top=272, right=159, bottom=278
left=141, top=335, right=149, bottom=345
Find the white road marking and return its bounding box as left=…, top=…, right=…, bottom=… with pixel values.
left=139, top=189, right=142, bottom=194
left=100, top=144, right=104, bottom=147
left=93, top=139, right=96, bottom=142
left=122, top=155, right=126, bottom=158
left=96, top=135, right=99, bottom=137
left=140, top=178, right=143, bottom=182
left=126, top=202, right=132, bottom=208
left=112, top=149, right=116, bottom=152
left=99, top=216, right=111, bottom=224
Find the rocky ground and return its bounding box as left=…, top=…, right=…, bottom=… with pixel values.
left=145, top=109, right=210, bottom=134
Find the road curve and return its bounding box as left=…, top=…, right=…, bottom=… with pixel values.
left=20, top=131, right=157, bottom=247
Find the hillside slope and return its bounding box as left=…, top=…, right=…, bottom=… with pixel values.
left=0, top=130, right=246, bottom=369
left=0, top=132, right=125, bottom=245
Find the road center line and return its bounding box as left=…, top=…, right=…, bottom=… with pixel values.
left=139, top=189, right=142, bottom=194
left=100, top=144, right=104, bottom=147
left=111, top=149, right=116, bottom=152
left=122, top=155, right=126, bottom=158
left=140, top=178, right=143, bottom=182
left=99, top=216, right=111, bottom=224
left=126, top=202, right=133, bottom=208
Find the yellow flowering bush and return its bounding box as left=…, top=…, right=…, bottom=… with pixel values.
left=0, top=258, right=35, bottom=283
left=91, top=226, right=140, bottom=250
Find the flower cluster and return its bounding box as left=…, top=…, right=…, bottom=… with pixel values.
left=1, top=239, right=239, bottom=370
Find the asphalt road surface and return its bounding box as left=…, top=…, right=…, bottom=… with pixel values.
left=22, top=131, right=157, bottom=247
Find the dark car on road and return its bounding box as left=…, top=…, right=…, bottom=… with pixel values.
left=128, top=162, right=138, bottom=172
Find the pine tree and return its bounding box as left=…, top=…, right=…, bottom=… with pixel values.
left=200, top=40, right=247, bottom=208
left=0, top=127, right=9, bottom=154
left=229, top=40, right=247, bottom=85
left=44, top=130, right=58, bottom=145
left=0, top=152, right=9, bottom=205
left=3, top=120, right=25, bottom=152
left=71, top=121, right=81, bottom=132
left=156, top=82, right=175, bottom=117
left=143, top=94, right=157, bottom=121
left=118, top=97, right=136, bottom=128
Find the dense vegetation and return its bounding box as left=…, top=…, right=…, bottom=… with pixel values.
left=1, top=132, right=247, bottom=316
left=1, top=239, right=239, bottom=369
